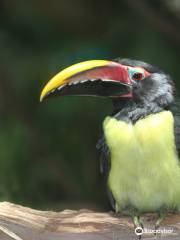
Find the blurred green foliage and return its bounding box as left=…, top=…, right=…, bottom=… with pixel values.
left=0, top=0, right=179, bottom=210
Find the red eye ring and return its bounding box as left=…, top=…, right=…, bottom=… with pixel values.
left=132, top=72, right=143, bottom=81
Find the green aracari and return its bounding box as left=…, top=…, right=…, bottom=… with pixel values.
left=40, top=58, right=180, bottom=232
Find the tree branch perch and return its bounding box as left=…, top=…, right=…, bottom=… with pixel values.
left=0, top=202, right=179, bottom=239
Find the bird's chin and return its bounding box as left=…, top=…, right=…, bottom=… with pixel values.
left=112, top=96, right=133, bottom=111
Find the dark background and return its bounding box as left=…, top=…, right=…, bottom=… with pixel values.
left=0, top=0, right=179, bottom=210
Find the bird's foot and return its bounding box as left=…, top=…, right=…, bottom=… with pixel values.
left=154, top=213, right=165, bottom=238
left=133, top=216, right=144, bottom=239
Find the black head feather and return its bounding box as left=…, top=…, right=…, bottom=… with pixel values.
left=114, top=58, right=161, bottom=74
left=112, top=58, right=175, bottom=122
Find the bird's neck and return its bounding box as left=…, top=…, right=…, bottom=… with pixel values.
left=112, top=98, right=164, bottom=123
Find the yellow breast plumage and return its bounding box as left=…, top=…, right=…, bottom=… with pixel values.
left=104, top=111, right=180, bottom=213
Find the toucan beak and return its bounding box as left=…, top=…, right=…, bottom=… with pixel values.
left=40, top=60, right=132, bottom=102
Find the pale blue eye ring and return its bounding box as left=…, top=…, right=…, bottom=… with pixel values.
left=128, top=68, right=145, bottom=81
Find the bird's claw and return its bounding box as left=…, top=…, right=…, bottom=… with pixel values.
left=154, top=212, right=165, bottom=237
left=133, top=216, right=144, bottom=239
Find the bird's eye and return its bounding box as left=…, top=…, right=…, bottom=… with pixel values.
left=128, top=67, right=145, bottom=81
left=132, top=72, right=143, bottom=81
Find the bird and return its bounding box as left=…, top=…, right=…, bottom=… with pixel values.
left=40, top=58, right=180, bottom=233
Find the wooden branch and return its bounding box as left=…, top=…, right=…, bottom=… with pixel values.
left=0, top=202, right=179, bottom=240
